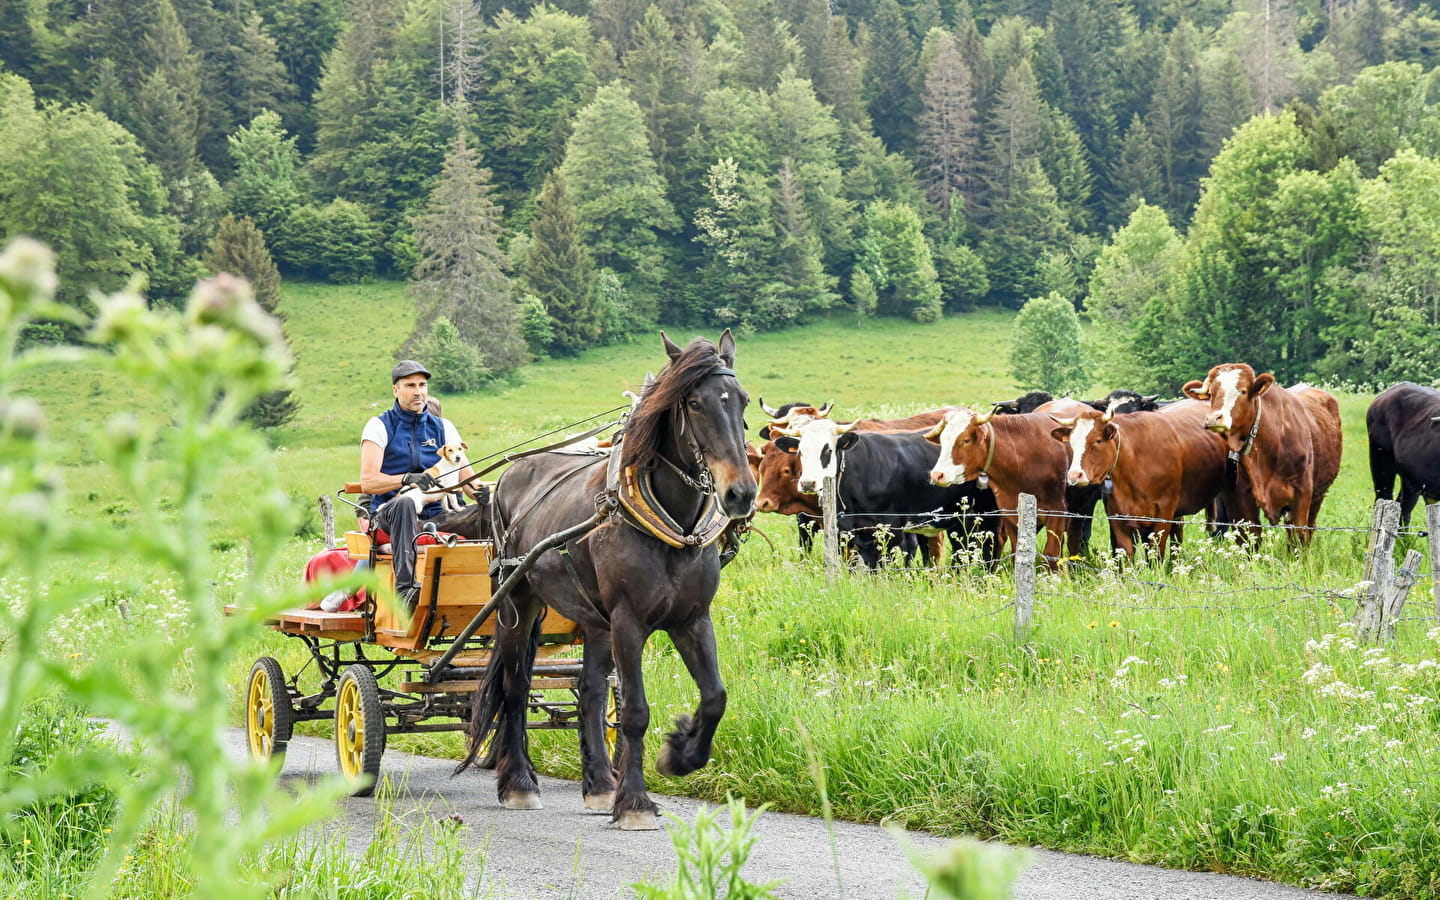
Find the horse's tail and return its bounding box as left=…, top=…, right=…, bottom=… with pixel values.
left=454, top=608, right=543, bottom=775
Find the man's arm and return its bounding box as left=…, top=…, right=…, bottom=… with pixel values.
left=360, top=439, right=407, bottom=495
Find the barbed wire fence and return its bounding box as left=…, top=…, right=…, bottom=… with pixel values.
left=809, top=474, right=1440, bottom=646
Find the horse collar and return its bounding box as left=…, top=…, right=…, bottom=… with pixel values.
left=603, top=431, right=728, bottom=549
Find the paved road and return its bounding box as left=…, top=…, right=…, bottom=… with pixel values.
left=236, top=729, right=1353, bottom=900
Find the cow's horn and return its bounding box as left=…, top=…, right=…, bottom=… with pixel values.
left=816, top=401, right=835, bottom=418
left=924, top=420, right=945, bottom=439
left=1102, top=398, right=1121, bottom=422
left=974, top=407, right=994, bottom=424
left=772, top=424, right=801, bottom=437
left=836, top=419, right=859, bottom=434
left=1048, top=414, right=1077, bottom=427
left=759, top=397, right=780, bottom=417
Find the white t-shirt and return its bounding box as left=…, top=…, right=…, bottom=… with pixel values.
left=361, top=415, right=463, bottom=452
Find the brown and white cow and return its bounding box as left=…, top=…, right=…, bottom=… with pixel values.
left=1047, top=399, right=1230, bottom=558
left=924, top=406, right=1069, bottom=566
left=1182, top=363, right=1342, bottom=545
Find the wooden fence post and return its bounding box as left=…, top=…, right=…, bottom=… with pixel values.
left=1381, top=549, right=1424, bottom=644
left=319, top=493, right=335, bottom=549
left=1014, top=493, right=1036, bottom=642
left=1356, top=499, right=1400, bottom=643
left=1428, top=503, right=1440, bottom=621
left=821, top=475, right=841, bottom=580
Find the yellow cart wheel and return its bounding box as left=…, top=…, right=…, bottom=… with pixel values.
left=246, top=657, right=294, bottom=762
left=605, top=680, right=622, bottom=768
left=335, top=665, right=386, bottom=796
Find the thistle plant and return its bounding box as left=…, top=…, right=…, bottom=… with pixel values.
left=0, top=237, right=346, bottom=898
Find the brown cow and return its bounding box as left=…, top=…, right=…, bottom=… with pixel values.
left=924, top=406, right=1069, bottom=566
left=1182, top=363, right=1342, bottom=545
left=1047, top=399, right=1230, bottom=557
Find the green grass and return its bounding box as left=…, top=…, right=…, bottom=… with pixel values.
left=19, top=279, right=1440, bottom=898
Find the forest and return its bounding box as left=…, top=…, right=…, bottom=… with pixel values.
left=4, top=0, right=1440, bottom=392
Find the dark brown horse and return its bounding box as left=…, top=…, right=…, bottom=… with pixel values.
left=455, top=331, right=755, bottom=830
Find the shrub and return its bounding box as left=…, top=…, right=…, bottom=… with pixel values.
left=413, top=316, right=489, bottom=393
left=276, top=199, right=380, bottom=283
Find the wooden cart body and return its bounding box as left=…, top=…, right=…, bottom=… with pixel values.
left=241, top=524, right=614, bottom=794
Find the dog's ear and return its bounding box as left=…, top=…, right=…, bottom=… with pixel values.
left=459, top=441, right=468, bottom=451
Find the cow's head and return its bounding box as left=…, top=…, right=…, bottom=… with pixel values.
left=1085, top=389, right=1160, bottom=414
left=924, top=406, right=992, bottom=486
left=758, top=400, right=828, bottom=440
left=1182, top=363, right=1273, bottom=453
left=772, top=416, right=859, bottom=494
left=990, top=390, right=1054, bottom=415
left=1048, top=405, right=1118, bottom=486
left=753, top=440, right=823, bottom=515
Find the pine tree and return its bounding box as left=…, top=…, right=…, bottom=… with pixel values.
left=624, top=7, right=693, bottom=190
left=863, top=0, right=921, bottom=152
left=917, top=30, right=980, bottom=219
left=977, top=60, right=1048, bottom=223
left=1199, top=46, right=1255, bottom=166
left=526, top=173, right=599, bottom=355
left=1145, top=23, right=1205, bottom=218
left=774, top=160, right=840, bottom=316
left=225, top=12, right=294, bottom=124
left=981, top=158, right=1071, bottom=306
left=1110, top=114, right=1164, bottom=214
left=205, top=215, right=283, bottom=314
left=439, top=0, right=485, bottom=108
left=559, top=83, right=679, bottom=323
left=817, top=15, right=868, bottom=131
left=407, top=135, right=526, bottom=376
left=226, top=110, right=306, bottom=239
left=132, top=0, right=204, bottom=184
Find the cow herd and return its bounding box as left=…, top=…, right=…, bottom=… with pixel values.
left=745, top=365, right=1440, bottom=569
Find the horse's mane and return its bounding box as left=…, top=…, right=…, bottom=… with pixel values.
left=622, top=338, right=729, bottom=472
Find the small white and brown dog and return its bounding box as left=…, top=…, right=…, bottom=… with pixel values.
left=398, top=442, right=470, bottom=513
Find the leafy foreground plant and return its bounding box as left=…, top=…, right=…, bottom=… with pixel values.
left=0, top=237, right=349, bottom=898
left=631, top=798, right=784, bottom=900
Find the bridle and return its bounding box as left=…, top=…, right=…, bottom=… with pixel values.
left=653, top=365, right=738, bottom=496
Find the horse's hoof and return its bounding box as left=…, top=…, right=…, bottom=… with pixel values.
left=616, top=809, right=659, bottom=831
left=502, top=792, right=543, bottom=810
left=583, top=792, right=614, bottom=814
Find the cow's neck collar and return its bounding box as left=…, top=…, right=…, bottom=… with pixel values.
left=1099, top=428, right=1122, bottom=489
left=980, top=421, right=996, bottom=479
left=1230, top=397, right=1263, bottom=462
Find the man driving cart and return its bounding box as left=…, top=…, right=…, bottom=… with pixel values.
left=360, top=360, right=477, bottom=608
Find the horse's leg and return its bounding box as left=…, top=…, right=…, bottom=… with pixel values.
left=578, top=626, right=618, bottom=813
left=609, top=610, right=658, bottom=830
left=656, top=614, right=727, bottom=780
left=494, top=593, right=545, bottom=810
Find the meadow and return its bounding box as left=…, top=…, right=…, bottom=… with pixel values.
left=14, top=279, right=1440, bottom=898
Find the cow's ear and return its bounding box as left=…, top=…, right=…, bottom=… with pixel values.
left=775, top=436, right=800, bottom=454
left=1251, top=372, right=1275, bottom=396
left=758, top=425, right=772, bottom=440
left=1181, top=379, right=1207, bottom=400
left=717, top=328, right=736, bottom=367
left=836, top=431, right=861, bottom=452
left=1101, top=423, right=1118, bottom=442
left=1049, top=426, right=1072, bottom=443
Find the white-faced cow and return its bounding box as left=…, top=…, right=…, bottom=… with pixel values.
left=1047, top=399, right=1230, bottom=557
left=924, top=406, right=1070, bottom=567
left=772, top=413, right=995, bottom=568
left=1366, top=382, right=1440, bottom=525
left=1182, top=363, right=1342, bottom=545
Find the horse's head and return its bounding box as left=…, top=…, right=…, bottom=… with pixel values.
left=655, top=329, right=756, bottom=518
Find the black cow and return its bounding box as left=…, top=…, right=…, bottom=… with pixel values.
left=774, top=428, right=997, bottom=568
left=1368, top=382, right=1440, bottom=525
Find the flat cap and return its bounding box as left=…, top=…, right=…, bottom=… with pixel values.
left=391, top=359, right=431, bottom=382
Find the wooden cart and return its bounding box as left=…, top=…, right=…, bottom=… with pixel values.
left=239, top=522, right=616, bottom=796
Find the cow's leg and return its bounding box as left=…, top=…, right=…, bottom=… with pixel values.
left=657, top=615, right=727, bottom=778
left=578, top=627, right=618, bottom=813
left=1398, top=477, right=1421, bottom=527
left=609, top=610, right=658, bottom=830
left=1288, top=483, right=1316, bottom=546
left=1370, top=436, right=1397, bottom=502
left=1106, top=507, right=1136, bottom=558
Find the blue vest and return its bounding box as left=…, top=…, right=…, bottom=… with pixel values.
left=373, top=401, right=448, bottom=519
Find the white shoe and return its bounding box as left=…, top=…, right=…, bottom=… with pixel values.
left=319, top=590, right=348, bottom=612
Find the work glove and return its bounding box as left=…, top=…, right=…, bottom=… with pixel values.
left=402, top=471, right=438, bottom=491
